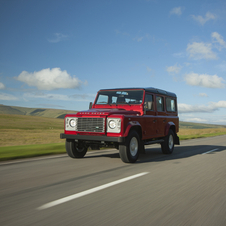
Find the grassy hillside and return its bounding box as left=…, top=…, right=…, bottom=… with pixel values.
left=0, top=113, right=226, bottom=160
left=0, top=114, right=64, bottom=147
left=0, top=104, right=77, bottom=118
left=179, top=121, right=226, bottom=129
left=1, top=104, right=226, bottom=128
left=0, top=114, right=63, bottom=130
left=1, top=113, right=226, bottom=147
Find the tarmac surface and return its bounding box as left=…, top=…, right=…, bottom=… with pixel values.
left=1, top=135, right=226, bottom=225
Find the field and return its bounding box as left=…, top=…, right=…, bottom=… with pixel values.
left=0, top=114, right=66, bottom=160
left=0, top=114, right=64, bottom=147
left=178, top=128, right=226, bottom=140
left=0, top=113, right=226, bottom=161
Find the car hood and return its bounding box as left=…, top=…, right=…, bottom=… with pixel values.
left=76, top=108, right=140, bottom=116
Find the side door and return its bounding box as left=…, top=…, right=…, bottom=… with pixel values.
left=143, top=93, right=157, bottom=139
left=155, top=95, right=166, bottom=136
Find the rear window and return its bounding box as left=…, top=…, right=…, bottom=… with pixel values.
left=166, top=98, right=176, bottom=112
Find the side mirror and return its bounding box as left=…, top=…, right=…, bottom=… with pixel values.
left=89, top=102, right=93, bottom=109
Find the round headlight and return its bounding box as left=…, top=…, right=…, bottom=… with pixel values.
left=109, top=120, right=116, bottom=129
left=69, top=119, right=76, bottom=127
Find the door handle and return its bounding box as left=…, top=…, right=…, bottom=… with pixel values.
left=163, top=120, right=166, bottom=123
left=153, top=120, right=157, bottom=123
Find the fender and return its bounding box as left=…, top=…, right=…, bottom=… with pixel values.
left=123, top=121, right=142, bottom=137
left=164, top=122, right=175, bottom=136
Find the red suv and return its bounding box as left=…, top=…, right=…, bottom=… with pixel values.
left=60, top=87, right=180, bottom=163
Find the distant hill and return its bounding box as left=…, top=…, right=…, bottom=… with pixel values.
left=0, top=104, right=77, bottom=119
left=179, top=121, right=226, bottom=129
left=0, top=104, right=225, bottom=129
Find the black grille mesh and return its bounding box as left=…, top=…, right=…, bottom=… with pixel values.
left=76, top=118, right=105, bottom=132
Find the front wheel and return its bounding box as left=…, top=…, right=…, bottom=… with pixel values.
left=119, top=131, right=140, bottom=163
left=161, top=129, right=175, bottom=154
left=65, top=140, right=87, bottom=158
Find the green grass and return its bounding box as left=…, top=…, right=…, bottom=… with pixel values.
left=179, top=132, right=226, bottom=140
left=0, top=114, right=63, bottom=130
left=0, top=143, right=66, bottom=161
left=1, top=112, right=226, bottom=162
left=1, top=132, right=226, bottom=161
left=179, top=121, right=226, bottom=129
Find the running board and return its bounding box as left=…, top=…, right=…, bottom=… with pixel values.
left=144, top=139, right=164, bottom=145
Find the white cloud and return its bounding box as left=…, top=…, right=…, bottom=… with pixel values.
left=184, top=62, right=191, bottom=67
left=16, top=68, right=82, bottom=90
left=184, top=73, right=225, bottom=88
left=191, top=12, right=216, bottom=25
left=173, top=52, right=186, bottom=58
left=186, top=42, right=217, bottom=60
left=178, top=103, right=214, bottom=113
left=211, top=32, right=226, bottom=50
left=24, top=92, right=93, bottom=102
left=0, top=92, right=18, bottom=101
left=48, top=33, right=68, bottom=43
left=183, top=118, right=207, bottom=123
left=211, top=100, right=226, bottom=109
left=24, top=93, right=71, bottom=101
left=166, top=63, right=182, bottom=74
left=0, top=82, right=5, bottom=89
left=133, top=37, right=144, bottom=42
left=70, top=94, right=92, bottom=100
left=178, top=100, right=226, bottom=113
left=170, top=7, right=182, bottom=16
left=199, top=93, right=208, bottom=97
left=179, top=114, right=226, bottom=125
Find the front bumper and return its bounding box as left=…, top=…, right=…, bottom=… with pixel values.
left=60, top=133, right=125, bottom=143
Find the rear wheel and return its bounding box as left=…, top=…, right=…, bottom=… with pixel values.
left=65, top=140, right=87, bottom=158
left=161, top=129, right=174, bottom=154
left=119, top=131, right=140, bottom=163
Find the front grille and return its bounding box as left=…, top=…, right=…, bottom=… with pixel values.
left=76, top=118, right=105, bottom=133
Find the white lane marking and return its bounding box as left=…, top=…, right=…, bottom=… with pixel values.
left=202, top=149, right=219, bottom=155
left=37, top=172, right=149, bottom=210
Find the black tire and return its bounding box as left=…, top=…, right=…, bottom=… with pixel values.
left=119, top=131, right=140, bottom=163
left=161, top=129, right=175, bottom=154
left=65, top=140, right=87, bottom=158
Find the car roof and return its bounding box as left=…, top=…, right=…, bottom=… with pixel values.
left=98, top=87, right=177, bottom=98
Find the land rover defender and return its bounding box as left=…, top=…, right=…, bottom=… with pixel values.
left=60, top=87, right=180, bottom=163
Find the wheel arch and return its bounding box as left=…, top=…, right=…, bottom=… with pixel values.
left=165, top=122, right=176, bottom=136
left=164, top=122, right=180, bottom=145
left=124, top=121, right=142, bottom=140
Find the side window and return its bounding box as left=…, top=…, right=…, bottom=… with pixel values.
left=144, top=94, right=153, bottom=111
left=166, top=98, right=176, bottom=112
left=156, top=96, right=164, bottom=112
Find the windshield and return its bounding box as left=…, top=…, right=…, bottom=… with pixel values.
left=95, top=90, right=144, bottom=105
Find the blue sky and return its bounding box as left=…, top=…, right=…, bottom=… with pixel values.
left=0, top=0, right=226, bottom=125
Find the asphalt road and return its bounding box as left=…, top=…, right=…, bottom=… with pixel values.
left=1, top=135, right=226, bottom=226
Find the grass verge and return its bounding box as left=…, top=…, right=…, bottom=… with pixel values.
left=179, top=132, right=226, bottom=140
left=0, top=143, right=65, bottom=161
left=1, top=132, right=226, bottom=161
